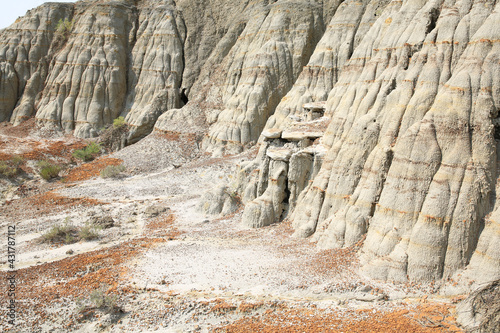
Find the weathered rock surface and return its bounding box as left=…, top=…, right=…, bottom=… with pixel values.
left=89, top=215, right=115, bottom=229
left=0, top=3, right=74, bottom=123
left=238, top=115, right=328, bottom=228
left=199, top=0, right=325, bottom=153
left=0, top=0, right=268, bottom=141
left=35, top=1, right=135, bottom=138
left=306, top=0, right=500, bottom=284
left=123, top=1, right=185, bottom=143
left=457, top=280, right=500, bottom=333
left=1, top=0, right=500, bottom=285
left=199, top=184, right=240, bottom=216
left=215, top=0, right=500, bottom=285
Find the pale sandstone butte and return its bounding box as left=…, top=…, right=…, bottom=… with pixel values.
left=36, top=1, right=135, bottom=138
left=0, top=0, right=257, bottom=140
left=0, top=3, right=74, bottom=123
left=198, top=0, right=325, bottom=154
left=123, top=1, right=185, bottom=143
left=225, top=0, right=500, bottom=285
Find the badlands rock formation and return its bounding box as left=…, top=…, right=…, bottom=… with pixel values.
left=0, top=0, right=260, bottom=141
left=0, top=0, right=499, bottom=285
left=233, top=0, right=500, bottom=285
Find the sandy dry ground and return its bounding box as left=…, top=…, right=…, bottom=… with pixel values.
left=0, top=122, right=464, bottom=332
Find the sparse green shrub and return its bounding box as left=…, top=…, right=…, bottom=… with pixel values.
left=52, top=18, right=73, bottom=52
left=98, top=118, right=129, bottom=152
left=42, top=218, right=101, bottom=244
left=37, top=160, right=61, bottom=180
left=224, top=187, right=240, bottom=200
left=55, top=18, right=73, bottom=36
left=42, top=220, right=78, bottom=244
left=77, top=286, right=120, bottom=314
left=10, top=155, right=24, bottom=168
left=0, top=155, right=24, bottom=178
left=90, top=288, right=118, bottom=309
left=72, top=142, right=102, bottom=162
left=78, top=224, right=101, bottom=241
left=113, top=116, right=126, bottom=129
left=0, top=162, right=17, bottom=178
left=100, top=164, right=126, bottom=178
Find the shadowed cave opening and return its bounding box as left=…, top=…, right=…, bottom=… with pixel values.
left=426, top=8, right=439, bottom=34
left=281, top=180, right=291, bottom=221
left=180, top=88, right=189, bottom=106
left=494, top=117, right=500, bottom=140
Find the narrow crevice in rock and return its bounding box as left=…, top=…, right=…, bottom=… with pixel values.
left=180, top=88, right=189, bottom=106
left=425, top=7, right=440, bottom=35
left=124, top=5, right=141, bottom=107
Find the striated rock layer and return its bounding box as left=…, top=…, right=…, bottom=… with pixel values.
left=218, top=0, right=500, bottom=285
left=0, top=0, right=265, bottom=141
left=0, top=3, right=75, bottom=124
left=0, top=0, right=499, bottom=284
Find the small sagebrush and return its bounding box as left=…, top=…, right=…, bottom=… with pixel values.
left=37, top=160, right=61, bottom=180
left=113, top=116, right=126, bottom=129
left=72, top=142, right=102, bottom=162
left=90, top=288, right=118, bottom=310
left=78, top=224, right=101, bottom=241
left=42, top=223, right=78, bottom=244
left=55, top=18, right=73, bottom=36
left=0, top=155, right=24, bottom=178
left=10, top=155, right=24, bottom=168
left=100, top=164, right=126, bottom=178
left=42, top=218, right=101, bottom=244
left=0, top=162, right=17, bottom=178
left=77, top=286, right=121, bottom=315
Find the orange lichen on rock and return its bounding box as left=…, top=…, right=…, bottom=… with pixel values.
left=155, top=130, right=181, bottom=141
left=209, top=299, right=238, bottom=315
left=0, top=151, right=16, bottom=161
left=27, top=191, right=104, bottom=213
left=2, top=190, right=106, bottom=221
left=238, top=301, right=265, bottom=313
left=0, top=118, right=36, bottom=137
left=145, top=213, right=183, bottom=239
left=21, top=140, right=86, bottom=161
left=306, top=248, right=358, bottom=276
left=65, top=157, right=123, bottom=182
left=0, top=122, right=86, bottom=162
left=154, top=131, right=200, bottom=145
left=0, top=237, right=166, bottom=330
left=405, top=303, right=463, bottom=331
left=213, top=302, right=463, bottom=333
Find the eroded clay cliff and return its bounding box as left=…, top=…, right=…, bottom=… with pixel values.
left=0, top=0, right=499, bottom=285
left=230, top=0, right=500, bottom=285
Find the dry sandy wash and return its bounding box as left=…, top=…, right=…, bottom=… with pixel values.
left=0, top=123, right=465, bottom=332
